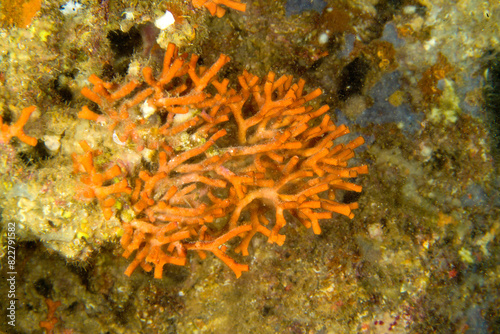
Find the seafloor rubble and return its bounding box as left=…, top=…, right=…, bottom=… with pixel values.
left=0, top=0, right=499, bottom=333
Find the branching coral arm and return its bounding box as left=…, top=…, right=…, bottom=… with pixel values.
left=191, top=0, right=247, bottom=18
left=0, top=105, right=37, bottom=146
left=185, top=225, right=252, bottom=278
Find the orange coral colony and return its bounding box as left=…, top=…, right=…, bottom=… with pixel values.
left=72, top=141, right=132, bottom=220
left=39, top=298, right=61, bottom=334
left=0, top=0, right=42, bottom=28
left=191, top=0, right=246, bottom=17
left=0, top=105, right=37, bottom=146
left=76, top=43, right=368, bottom=279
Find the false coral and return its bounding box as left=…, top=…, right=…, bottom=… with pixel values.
left=76, top=43, right=368, bottom=278
left=0, top=105, right=38, bottom=146
left=191, top=0, right=246, bottom=17
left=39, top=298, right=61, bottom=334
left=72, top=141, right=132, bottom=220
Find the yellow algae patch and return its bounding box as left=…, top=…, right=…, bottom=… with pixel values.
left=76, top=231, right=90, bottom=240
left=458, top=247, right=474, bottom=264
left=388, top=90, right=405, bottom=107
left=437, top=212, right=456, bottom=227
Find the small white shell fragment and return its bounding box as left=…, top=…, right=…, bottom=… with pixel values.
left=403, top=5, right=416, bottom=15
left=122, top=10, right=135, bottom=21
left=155, top=10, right=175, bottom=30
left=60, top=0, right=84, bottom=16
left=318, top=32, right=329, bottom=45
left=141, top=148, right=155, bottom=162
left=141, top=100, right=156, bottom=119
left=43, top=135, right=61, bottom=151
left=113, top=131, right=127, bottom=146
left=173, top=108, right=197, bottom=125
